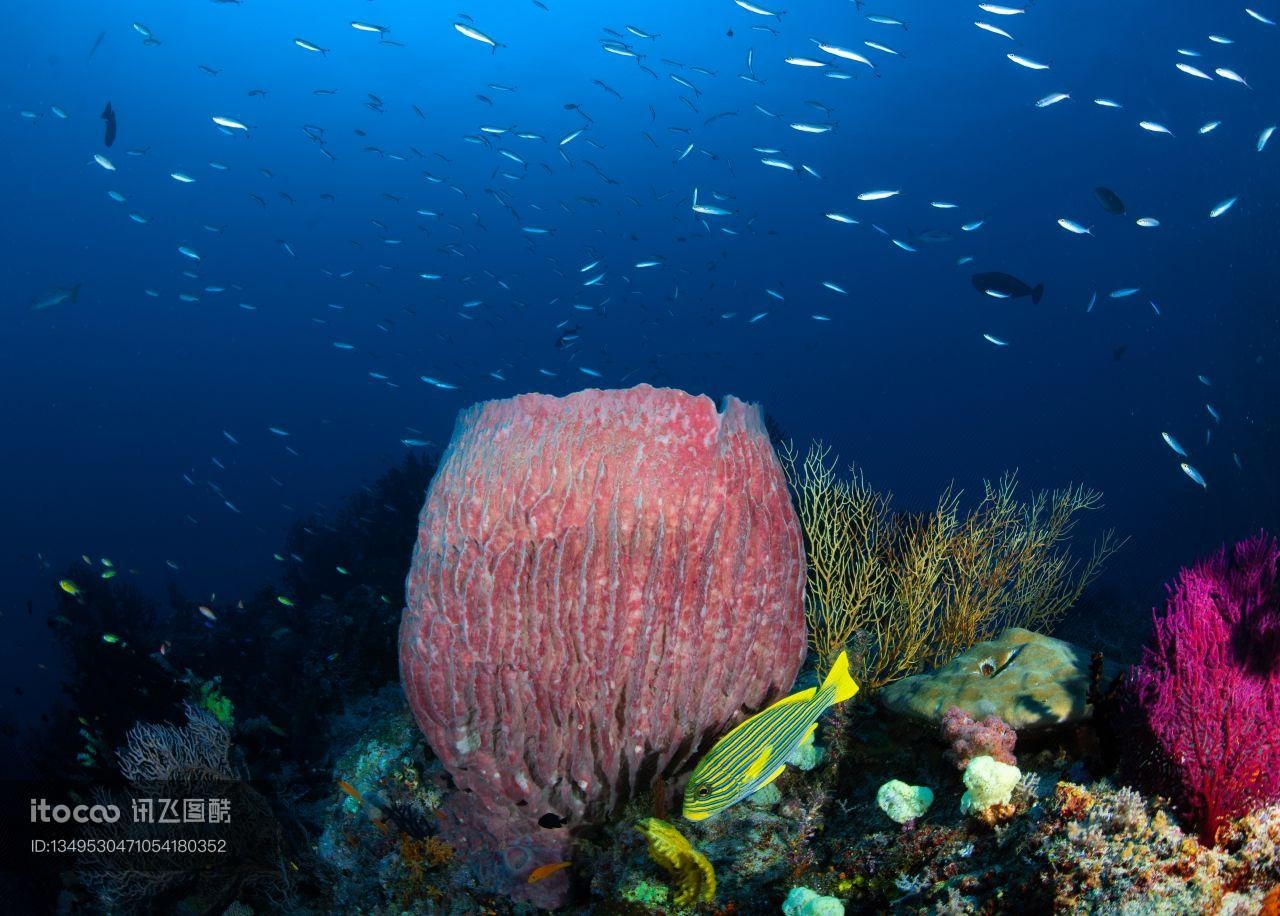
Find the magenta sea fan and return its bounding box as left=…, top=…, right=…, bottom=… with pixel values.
left=1129, top=532, right=1280, bottom=845
left=399, top=385, right=807, bottom=905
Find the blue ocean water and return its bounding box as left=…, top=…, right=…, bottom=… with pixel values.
left=3, top=0, right=1278, bottom=720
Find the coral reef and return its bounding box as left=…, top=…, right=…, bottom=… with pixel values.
left=781, top=443, right=1123, bottom=690
left=1033, top=784, right=1280, bottom=913
left=829, top=771, right=1280, bottom=914
left=400, top=385, right=807, bottom=905
left=316, top=689, right=460, bottom=912
left=1128, top=532, right=1280, bottom=844
left=26, top=406, right=1280, bottom=915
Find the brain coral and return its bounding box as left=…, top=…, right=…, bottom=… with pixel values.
left=399, top=385, right=807, bottom=905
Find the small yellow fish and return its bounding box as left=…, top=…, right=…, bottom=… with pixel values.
left=58, top=579, right=81, bottom=597
left=198, top=606, right=217, bottom=621
left=527, top=861, right=571, bottom=883
left=277, top=596, right=295, bottom=607
left=683, top=651, right=857, bottom=820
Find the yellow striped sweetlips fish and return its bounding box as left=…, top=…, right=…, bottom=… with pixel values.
left=682, top=651, right=858, bottom=820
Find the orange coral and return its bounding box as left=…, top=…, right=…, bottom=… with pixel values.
left=395, top=835, right=455, bottom=906
left=973, top=802, right=1018, bottom=828
left=1055, top=782, right=1096, bottom=821
left=1170, top=838, right=1202, bottom=879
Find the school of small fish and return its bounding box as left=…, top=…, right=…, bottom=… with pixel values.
left=18, top=0, right=1273, bottom=585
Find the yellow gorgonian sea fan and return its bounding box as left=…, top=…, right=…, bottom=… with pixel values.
left=635, top=817, right=716, bottom=906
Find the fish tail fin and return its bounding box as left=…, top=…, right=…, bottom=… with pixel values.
left=1032, top=283, right=1044, bottom=304
left=822, top=650, right=859, bottom=705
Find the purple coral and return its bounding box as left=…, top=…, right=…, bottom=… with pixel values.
left=399, top=386, right=807, bottom=906
left=941, top=706, right=1017, bottom=770
left=1128, top=532, right=1280, bottom=845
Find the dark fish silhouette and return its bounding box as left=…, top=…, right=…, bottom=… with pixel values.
left=971, top=271, right=1044, bottom=303
left=554, top=324, right=582, bottom=349
left=1094, top=186, right=1126, bottom=215
left=100, top=101, right=116, bottom=147
left=87, top=30, right=106, bottom=61
left=913, top=228, right=955, bottom=244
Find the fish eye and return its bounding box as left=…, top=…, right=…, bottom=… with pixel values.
left=696, top=785, right=711, bottom=798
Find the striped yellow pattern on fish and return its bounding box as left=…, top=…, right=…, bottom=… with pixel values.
left=682, top=650, right=858, bottom=820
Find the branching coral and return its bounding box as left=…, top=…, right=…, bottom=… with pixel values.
left=781, top=442, right=1122, bottom=690
left=1128, top=532, right=1280, bottom=845
left=393, top=835, right=454, bottom=906
left=116, top=702, right=235, bottom=783
left=780, top=443, right=900, bottom=684
left=934, top=473, right=1120, bottom=660
left=81, top=705, right=290, bottom=913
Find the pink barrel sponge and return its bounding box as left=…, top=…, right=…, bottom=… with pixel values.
left=399, top=385, right=807, bottom=904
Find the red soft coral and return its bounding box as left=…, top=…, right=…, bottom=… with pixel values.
left=941, top=705, right=1017, bottom=770
left=1129, top=532, right=1280, bottom=845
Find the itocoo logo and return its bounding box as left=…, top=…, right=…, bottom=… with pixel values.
left=30, top=798, right=121, bottom=823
